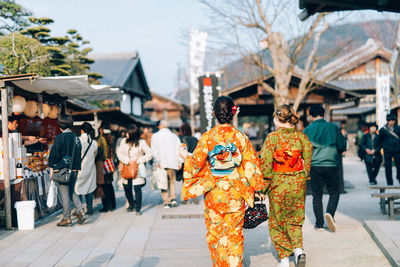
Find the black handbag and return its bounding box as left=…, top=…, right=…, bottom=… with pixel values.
left=52, top=138, right=77, bottom=184
left=243, top=201, right=269, bottom=229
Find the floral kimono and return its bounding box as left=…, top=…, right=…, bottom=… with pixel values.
left=182, top=124, right=264, bottom=267
left=260, top=127, right=313, bottom=259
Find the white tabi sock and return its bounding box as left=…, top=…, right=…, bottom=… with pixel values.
left=278, top=257, right=289, bottom=267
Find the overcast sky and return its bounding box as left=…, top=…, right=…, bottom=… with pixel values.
left=17, top=0, right=210, bottom=95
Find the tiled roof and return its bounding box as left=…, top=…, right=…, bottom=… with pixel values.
left=329, top=79, right=377, bottom=91
left=90, top=52, right=151, bottom=99
left=329, top=77, right=396, bottom=91
left=332, top=105, right=375, bottom=115
left=90, top=53, right=139, bottom=87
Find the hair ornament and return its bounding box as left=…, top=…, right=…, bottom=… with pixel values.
left=232, top=105, right=240, bottom=115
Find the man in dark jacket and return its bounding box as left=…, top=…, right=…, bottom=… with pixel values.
left=304, top=105, right=347, bottom=232
left=360, top=123, right=382, bottom=185
left=378, top=114, right=400, bottom=185
left=49, top=115, right=84, bottom=226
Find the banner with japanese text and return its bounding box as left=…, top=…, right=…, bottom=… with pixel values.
left=376, top=74, right=391, bottom=129
left=199, top=75, right=219, bottom=133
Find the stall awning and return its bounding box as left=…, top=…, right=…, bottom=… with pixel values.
left=11, top=75, right=122, bottom=101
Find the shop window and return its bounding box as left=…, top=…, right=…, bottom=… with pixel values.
left=121, top=93, right=131, bottom=114
left=132, top=97, right=142, bottom=116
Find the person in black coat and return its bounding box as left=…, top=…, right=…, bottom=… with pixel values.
left=377, top=114, right=400, bottom=185
left=360, top=123, right=382, bottom=185
left=49, top=115, right=85, bottom=226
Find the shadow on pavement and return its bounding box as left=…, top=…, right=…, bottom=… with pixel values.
left=138, top=256, right=160, bottom=267
left=243, top=223, right=278, bottom=266
left=81, top=253, right=113, bottom=266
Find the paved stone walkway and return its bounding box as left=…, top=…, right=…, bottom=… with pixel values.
left=0, top=158, right=395, bottom=266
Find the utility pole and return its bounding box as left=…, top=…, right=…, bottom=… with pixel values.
left=1, top=81, right=12, bottom=230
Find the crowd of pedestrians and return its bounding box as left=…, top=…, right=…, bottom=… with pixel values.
left=357, top=114, right=400, bottom=186
left=48, top=113, right=202, bottom=227
left=47, top=97, right=400, bottom=267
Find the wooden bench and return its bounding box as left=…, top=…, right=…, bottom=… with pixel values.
left=369, top=186, right=400, bottom=217
left=371, top=192, right=400, bottom=220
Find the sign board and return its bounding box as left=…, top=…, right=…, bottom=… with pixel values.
left=376, top=74, right=391, bottom=129
left=199, top=75, right=219, bottom=133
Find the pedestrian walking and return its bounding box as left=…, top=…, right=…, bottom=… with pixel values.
left=116, top=125, right=152, bottom=215
left=98, top=122, right=116, bottom=212
left=151, top=120, right=182, bottom=208
left=260, top=105, right=312, bottom=267
left=76, top=122, right=98, bottom=215
left=177, top=123, right=199, bottom=205
left=181, top=96, right=264, bottom=267
left=360, top=123, right=382, bottom=185
left=114, top=129, right=127, bottom=191
left=377, top=114, right=400, bottom=185
left=304, top=104, right=347, bottom=232
left=49, top=115, right=85, bottom=226
left=141, top=126, right=153, bottom=147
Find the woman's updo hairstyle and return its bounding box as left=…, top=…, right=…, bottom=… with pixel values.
left=214, top=96, right=235, bottom=124
left=274, top=104, right=299, bottom=125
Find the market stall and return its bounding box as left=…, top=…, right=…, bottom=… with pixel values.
left=0, top=75, right=121, bottom=229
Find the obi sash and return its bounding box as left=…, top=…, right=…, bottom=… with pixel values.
left=273, top=144, right=304, bottom=173
left=208, top=143, right=242, bottom=176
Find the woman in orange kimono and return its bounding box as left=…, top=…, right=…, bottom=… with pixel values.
left=181, top=96, right=265, bottom=267
left=260, top=105, right=313, bottom=267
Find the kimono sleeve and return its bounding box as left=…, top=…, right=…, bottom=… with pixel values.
left=181, top=134, right=215, bottom=200
left=259, top=134, right=278, bottom=191
left=299, top=132, right=313, bottom=179
left=241, top=136, right=264, bottom=192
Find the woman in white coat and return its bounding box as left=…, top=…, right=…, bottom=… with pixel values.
left=117, top=124, right=152, bottom=215
left=76, top=122, right=98, bottom=215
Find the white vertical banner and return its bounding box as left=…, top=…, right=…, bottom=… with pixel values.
left=376, top=74, right=391, bottom=129
left=189, top=29, right=208, bottom=106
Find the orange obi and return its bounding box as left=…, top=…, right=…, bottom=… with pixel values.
left=273, top=145, right=304, bottom=173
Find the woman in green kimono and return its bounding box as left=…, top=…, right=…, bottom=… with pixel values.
left=260, top=105, right=313, bottom=267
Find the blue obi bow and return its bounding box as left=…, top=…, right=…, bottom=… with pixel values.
left=208, top=143, right=240, bottom=169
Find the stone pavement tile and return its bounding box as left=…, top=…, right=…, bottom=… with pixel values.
left=147, top=232, right=205, bottom=243
left=0, top=226, right=62, bottom=265
left=114, top=245, right=145, bottom=257
left=302, top=214, right=391, bottom=267
left=6, top=230, right=67, bottom=264
left=143, top=248, right=210, bottom=258
left=0, top=230, right=30, bottom=249
left=29, top=231, right=88, bottom=267
left=140, top=256, right=212, bottom=267
left=107, top=255, right=141, bottom=266
left=145, top=239, right=209, bottom=250
left=55, top=250, right=92, bottom=267
left=80, top=249, right=114, bottom=265
left=3, top=262, right=30, bottom=267
left=364, top=220, right=400, bottom=267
